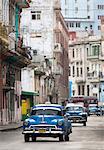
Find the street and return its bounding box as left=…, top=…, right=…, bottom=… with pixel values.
left=0, top=116, right=104, bottom=150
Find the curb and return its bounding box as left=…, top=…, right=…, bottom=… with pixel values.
left=0, top=125, right=23, bottom=132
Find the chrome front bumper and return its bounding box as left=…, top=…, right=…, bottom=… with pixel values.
left=70, top=116, right=86, bottom=123
left=22, top=130, right=63, bottom=134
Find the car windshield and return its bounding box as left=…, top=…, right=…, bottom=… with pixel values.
left=31, top=109, right=62, bottom=116
left=89, top=106, right=97, bottom=110
left=66, top=106, right=84, bottom=112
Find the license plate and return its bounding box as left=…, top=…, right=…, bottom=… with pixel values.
left=74, top=119, right=76, bottom=122
left=39, top=129, right=46, bottom=133
left=73, top=118, right=76, bottom=122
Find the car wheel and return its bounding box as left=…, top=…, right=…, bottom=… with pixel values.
left=59, top=135, right=64, bottom=141
left=65, top=135, right=69, bottom=141
left=24, top=134, right=29, bottom=142
left=32, top=136, right=36, bottom=142
left=83, top=122, right=86, bottom=126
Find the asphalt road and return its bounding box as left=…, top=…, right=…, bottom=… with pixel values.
left=0, top=116, right=104, bottom=150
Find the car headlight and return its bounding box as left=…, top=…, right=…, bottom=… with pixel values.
left=23, top=121, right=29, bottom=126
left=58, top=120, right=63, bottom=126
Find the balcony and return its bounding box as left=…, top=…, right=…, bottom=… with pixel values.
left=53, top=65, right=63, bottom=75
left=0, top=23, right=9, bottom=49
left=87, top=72, right=104, bottom=82
left=15, top=0, right=31, bottom=8
left=87, top=55, right=99, bottom=60
left=75, top=77, right=85, bottom=83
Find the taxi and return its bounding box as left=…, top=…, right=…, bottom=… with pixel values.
left=22, top=103, right=72, bottom=142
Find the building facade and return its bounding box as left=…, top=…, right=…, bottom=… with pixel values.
left=21, top=0, right=69, bottom=106
left=0, top=0, right=31, bottom=125
left=69, top=35, right=104, bottom=102
left=61, top=0, right=104, bottom=35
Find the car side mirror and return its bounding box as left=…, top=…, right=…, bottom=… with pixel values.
left=63, top=109, right=66, bottom=115
left=26, top=113, right=30, bottom=118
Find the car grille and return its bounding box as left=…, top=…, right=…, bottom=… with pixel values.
left=30, top=124, right=57, bottom=130
left=70, top=116, right=83, bottom=120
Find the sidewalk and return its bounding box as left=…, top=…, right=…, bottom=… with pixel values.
left=0, top=122, right=23, bottom=131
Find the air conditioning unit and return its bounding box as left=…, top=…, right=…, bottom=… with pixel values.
left=33, top=50, right=37, bottom=55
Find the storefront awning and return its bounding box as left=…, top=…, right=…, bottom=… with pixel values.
left=22, top=91, right=39, bottom=96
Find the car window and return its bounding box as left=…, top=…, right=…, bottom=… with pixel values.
left=31, top=109, right=62, bottom=116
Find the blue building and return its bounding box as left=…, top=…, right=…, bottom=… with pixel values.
left=61, top=0, right=104, bottom=35
left=69, top=80, right=73, bottom=98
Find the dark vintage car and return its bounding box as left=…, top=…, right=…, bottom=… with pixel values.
left=88, top=104, right=99, bottom=116
left=22, top=103, right=72, bottom=142
left=65, top=103, right=88, bottom=126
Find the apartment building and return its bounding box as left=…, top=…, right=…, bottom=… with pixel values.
left=20, top=0, right=69, bottom=107
left=0, top=0, right=31, bottom=125
left=69, top=35, right=104, bottom=102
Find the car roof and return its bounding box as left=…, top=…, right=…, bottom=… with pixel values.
left=65, top=103, right=84, bottom=108
left=32, top=104, right=63, bottom=110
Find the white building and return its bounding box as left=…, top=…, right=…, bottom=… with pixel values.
left=21, top=0, right=69, bottom=104
left=61, top=0, right=104, bottom=35
left=69, top=35, right=104, bottom=102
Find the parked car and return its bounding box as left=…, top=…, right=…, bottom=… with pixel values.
left=22, top=103, right=72, bottom=142
left=65, top=103, right=88, bottom=126
left=97, top=106, right=104, bottom=116
left=88, top=104, right=99, bottom=116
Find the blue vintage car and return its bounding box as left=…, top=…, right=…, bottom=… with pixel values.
left=65, top=103, right=88, bottom=126
left=22, top=103, right=72, bottom=142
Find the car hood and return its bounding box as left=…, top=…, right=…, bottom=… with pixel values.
left=26, top=115, right=63, bottom=125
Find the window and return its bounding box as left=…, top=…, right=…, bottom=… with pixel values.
left=98, top=5, right=104, bottom=10
left=87, top=48, right=89, bottom=56
left=72, top=66, right=75, bottom=77
left=93, top=84, right=97, bottom=88
left=76, top=62, right=79, bottom=65
left=80, top=67, right=83, bottom=76
left=31, top=11, right=41, bottom=20
left=82, top=85, right=85, bottom=95
left=98, top=26, right=101, bottom=30
left=75, top=7, right=78, bottom=13
left=92, top=45, right=99, bottom=56
left=87, top=85, right=89, bottom=96
left=78, top=85, right=81, bottom=95
left=87, top=5, right=90, bottom=12
left=76, top=49, right=78, bottom=57
left=70, top=22, right=74, bottom=27
left=87, top=67, right=89, bottom=76
left=77, top=67, right=79, bottom=77
left=65, top=0, right=68, bottom=5
left=69, top=66, right=71, bottom=76
left=65, top=9, right=68, bottom=16
left=76, top=22, right=80, bottom=28
left=72, top=49, right=75, bottom=58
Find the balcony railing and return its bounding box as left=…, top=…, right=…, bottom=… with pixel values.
left=87, top=55, right=99, bottom=60
left=87, top=72, right=104, bottom=82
